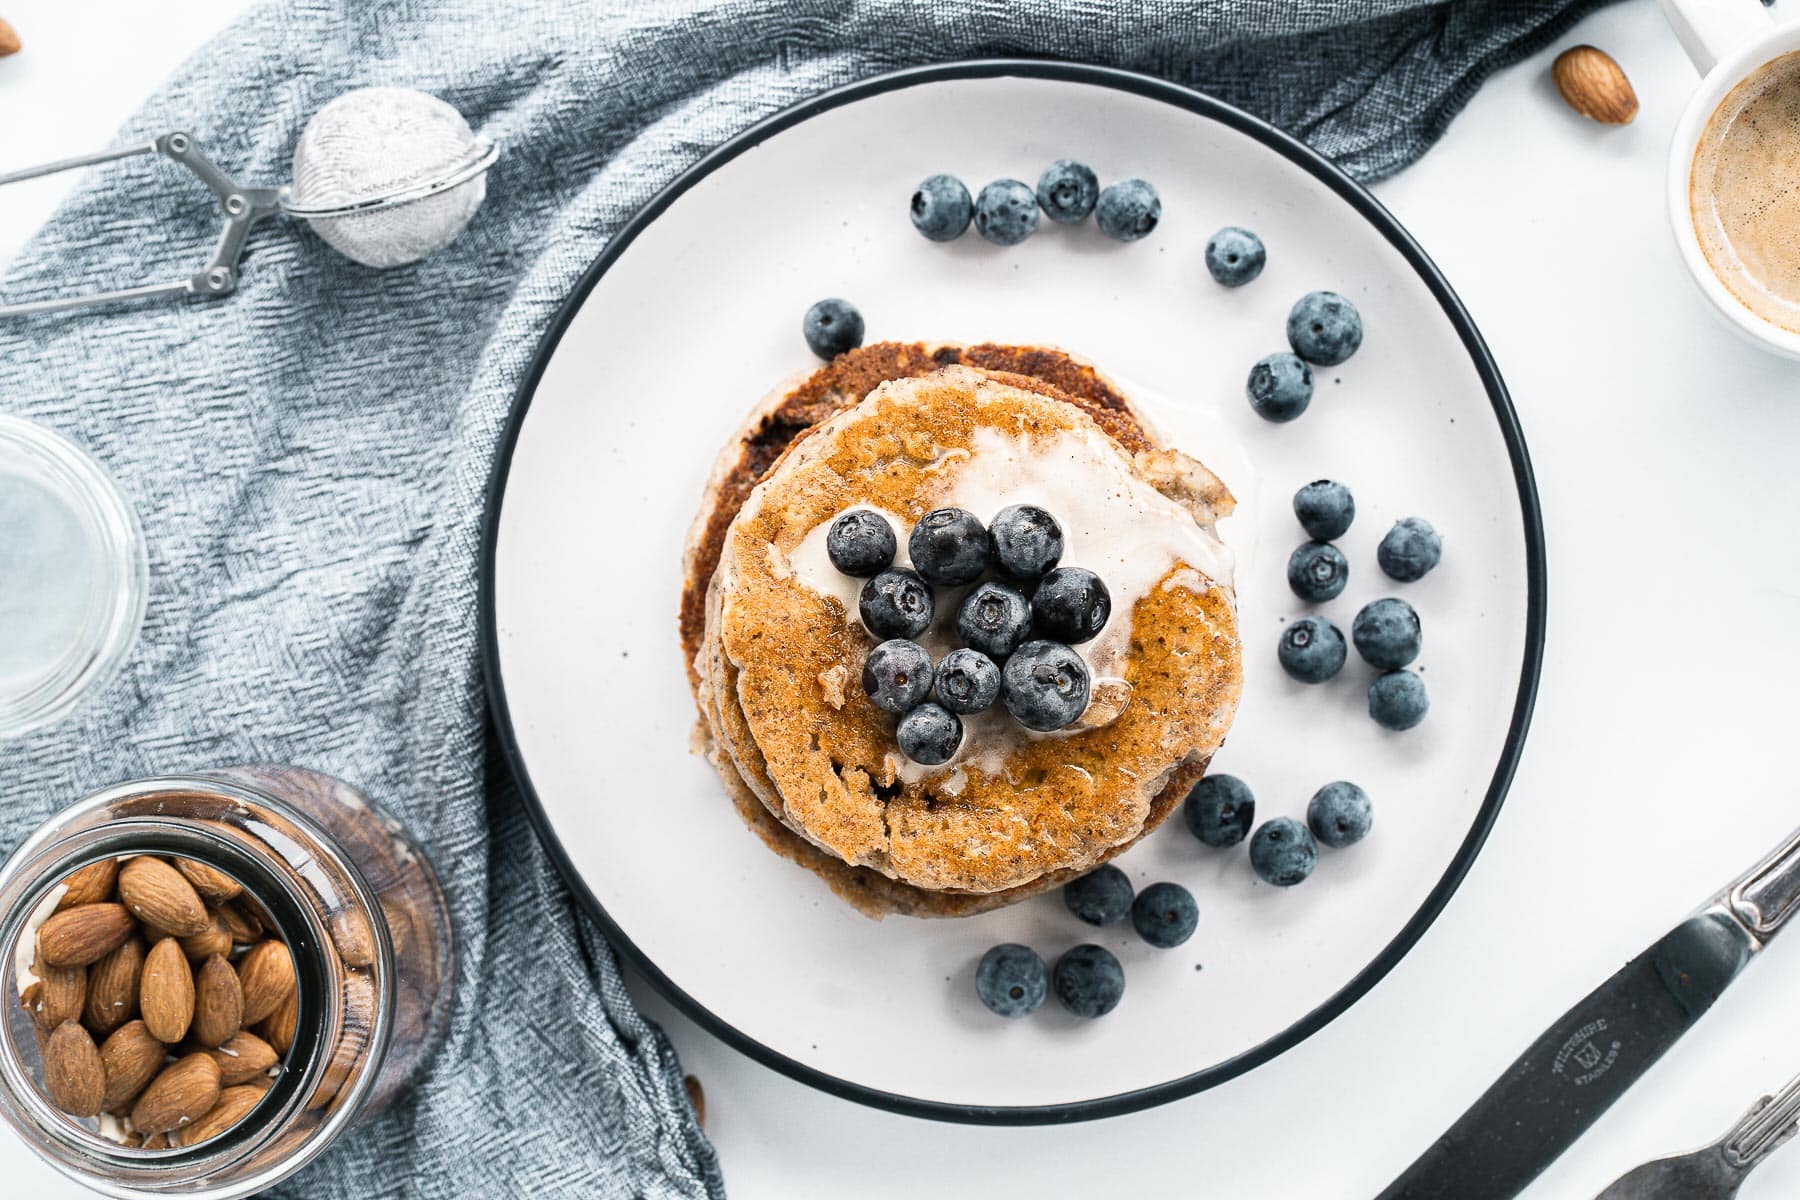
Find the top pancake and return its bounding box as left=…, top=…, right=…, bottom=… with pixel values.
left=701, top=363, right=1243, bottom=895
left=679, top=342, right=1165, bottom=694
left=681, top=343, right=1236, bottom=915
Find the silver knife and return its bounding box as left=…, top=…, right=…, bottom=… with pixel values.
left=1379, top=824, right=1800, bottom=1200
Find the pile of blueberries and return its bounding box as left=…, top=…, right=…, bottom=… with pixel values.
left=828, top=503, right=1112, bottom=765
left=1281, top=480, right=1442, bottom=731
left=1185, top=774, right=1372, bottom=889
left=976, top=872, right=1197, bottom=1020
left=910, top=160, right=1161, bottom=246
left=1247, top=290, right=1365, bottom=424
left=974, top=773, right=1376, bottom=1020
left=1199, top=222, right=1368, bottom=425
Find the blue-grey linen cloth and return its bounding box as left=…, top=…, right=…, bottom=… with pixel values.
left=0, top=1, right=1606, bottom=1194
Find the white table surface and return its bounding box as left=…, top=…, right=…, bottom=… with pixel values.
left=5, top=2, right=1800, bottom=1196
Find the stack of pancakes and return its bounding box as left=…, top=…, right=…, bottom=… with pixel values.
left=682, top=344, right=1243, bottom=917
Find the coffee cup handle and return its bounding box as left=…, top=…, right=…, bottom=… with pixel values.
left=1660, top=0, right=1774, bottom=75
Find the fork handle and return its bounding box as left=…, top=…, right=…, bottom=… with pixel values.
left=1726, top=1073, right=1800, bottom=1166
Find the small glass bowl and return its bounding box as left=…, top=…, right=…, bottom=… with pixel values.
left=0, top=415, right=147, bottom=737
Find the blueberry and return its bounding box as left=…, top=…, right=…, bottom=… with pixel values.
left=909, top=507, right=989, bottom=586
left=975, top=943, right=1047, bottom=1018
left=1249, top=818, right=1318, bottom=887
left=1204, top=226, right=1266, bottom=287
left=1246, top=352, right=1314, bottom=423
left=1036, top=160, right=1099, bottom=224
left=956, top=581, right=1032, bottom=661
left=910, top=174, right=973, bottom=242
left=1001, top=640, right=1090, bottom=731
left=934, top=647, right=1001, bottom=715
left=1352, top=598, right=1421, bottom=669
left=802, top=298, right=864, bottom=360
left=1293, top=480, right=1355, bottom=541
left=1031, top=567, right=1111, bottom=644
left=973, top=179, right=1040, bottom=246
left=1053, top=944, right=1125, bottom=1018
left=861, top=639, right=933, bottom=713
left=1063, top=863, right=1134, bottom=926
left=1278, top=615, right=1347, bottom=684
left=897, top=702, right=963, bottom=765
left=988, top=503, right=1063, bottom=580
left=1286, top=291, right=1363, bottom=366
left=1308, top=781, right=1373, bottom=849
left=1369, top=670, right=1429, bottom=731
left=1131, top=882, right=1198, bottom=949
left=1377, top=517, right=1442, bottom=582
left=1287, top=541, right=1348, bottom=603
left=1183, top=774, right=1255, bottom=847
left=858, top=568, right=934, bottom=639
left=1095, top=178, right=1160, bottom=242
left=826, top=510, right=896, bottom=577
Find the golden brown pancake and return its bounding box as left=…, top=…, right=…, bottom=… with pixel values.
left=693, top=360, right=1242, bottom=901
left=682, top=344, right=1200, bottom=918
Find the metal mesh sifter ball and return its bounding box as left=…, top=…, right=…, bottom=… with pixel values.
left=288, top=87, right=491, bottom=269
left=0, top=86, right=500, bottom=317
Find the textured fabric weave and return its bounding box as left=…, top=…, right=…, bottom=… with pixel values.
left=0, top=1, right=1608, bottom=1194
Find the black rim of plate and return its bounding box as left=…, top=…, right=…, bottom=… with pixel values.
left=479, top=58, right=1548, bottom=1126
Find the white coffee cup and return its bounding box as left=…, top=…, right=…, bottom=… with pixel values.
left=1662, top=0, right=1800, bottom=358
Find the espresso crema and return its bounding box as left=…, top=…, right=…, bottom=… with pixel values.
left=1692, top=50, right=1800, bottom=335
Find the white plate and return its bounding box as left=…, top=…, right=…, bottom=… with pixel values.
left=482, top=62, right=1545, bottom=1122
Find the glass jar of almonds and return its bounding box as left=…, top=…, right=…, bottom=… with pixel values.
left=0, top=767, right=452, bottom=1197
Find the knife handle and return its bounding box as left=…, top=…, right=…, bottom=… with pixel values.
left=1377, top=913, right=1751, bottom=1200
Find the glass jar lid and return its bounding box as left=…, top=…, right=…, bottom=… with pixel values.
left=0, top=415, right=146, bottom=737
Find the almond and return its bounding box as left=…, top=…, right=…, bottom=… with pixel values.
left=236, top=940, right=294, bottom=1025
left=33, top=960, right=86, bottom=1032
left=175, top=859, right=241, bottom=905
left=84, top=935, right=145, bottom=1036
left=118, top=858, right=208, bottom=937
left=309, top=971, right=374, bottom=1111
left=140, top=937, right=194, bottom=1044
left=201, top=1030, right=278, bottom=1085
left=130, top=1053, right=220, bottom=1136
left=380, top=899, right=412, bottom=962
left=38, top=902, right=134, bottom=967
left=1553, top=45, right=1638, bottom=125
left=99, top=1020, right=165, bottom=1113
left=142, top=1131, right=170, bottom=1150
left=255, top=987, right=298, bottom=1057
left=331, top=909, right=376, bottom=969
left=179, top=909, right=232, bottom=961
left=393, top=978, right=428, bottom=1047
left=172, top=1083, right=262, bottom=1147
left=56, top=859, right=120, bottom=909
left=43, top=1021, right=105, bottom=1116
left=215, top=901, right=263, bottom=944
left=192, top=954, right=242, bottom=1048
left=684, top=1074, right=706, bottom=1129
left=0, top=19, right=20, bottom=59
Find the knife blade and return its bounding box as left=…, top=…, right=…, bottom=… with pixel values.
left=1378, top=825, right=1800, bottom=1200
